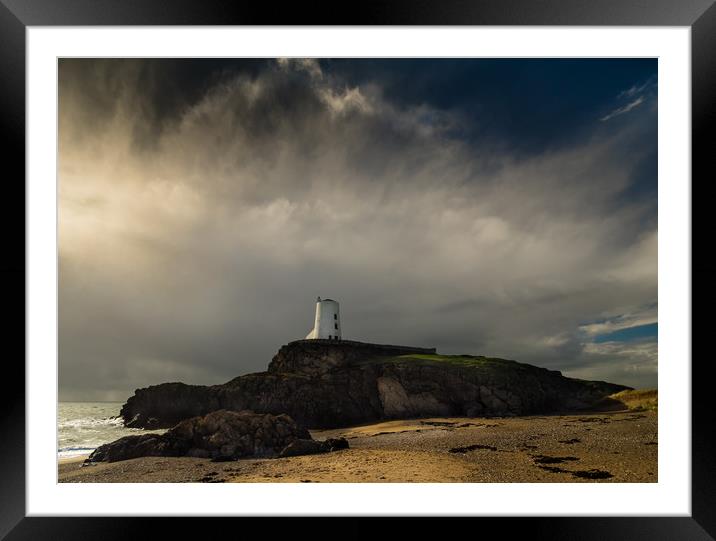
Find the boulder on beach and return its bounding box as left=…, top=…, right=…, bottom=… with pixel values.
left=86, top=410, right=348, bottom=463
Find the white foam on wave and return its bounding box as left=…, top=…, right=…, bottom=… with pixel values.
left=58, top=403, right=166, bottom=459
left=58, top=446, right=96, bottom=458
left=58, top=416, right=124, bottom=430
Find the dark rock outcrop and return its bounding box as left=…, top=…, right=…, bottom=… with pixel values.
left=120, top=340, right=631, bottom=430
left=85, top=433, right=186, bottom=463
left=122, top=382, right=222, bottom=429
left=87, top=410, right=329, bottom=463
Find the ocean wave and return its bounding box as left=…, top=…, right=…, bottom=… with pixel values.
left=58, top=404, right=166, bottom=459
left=58, top=416, right=125, bottom=429
left=58, top=446, right=96, bottom=458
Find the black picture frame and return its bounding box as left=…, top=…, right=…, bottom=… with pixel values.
left=2, top=1, right=714, bottom=539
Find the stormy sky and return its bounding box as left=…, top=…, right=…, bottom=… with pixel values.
left=58, top=58, right=658, bottom=401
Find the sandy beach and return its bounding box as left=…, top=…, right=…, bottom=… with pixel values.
left=59, top=409, right=657, bottom=483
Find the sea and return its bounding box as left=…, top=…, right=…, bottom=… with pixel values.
left=58, top=402, right=165, bottom=459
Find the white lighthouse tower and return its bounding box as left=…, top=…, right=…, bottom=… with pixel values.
left=305, top=297, right=342, bottom=340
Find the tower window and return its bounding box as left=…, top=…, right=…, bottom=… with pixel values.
left=335, top=323, right=338, bottom=330
left=334, top=314, right=337, bottom=320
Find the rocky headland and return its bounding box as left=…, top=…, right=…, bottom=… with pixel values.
left=119, top=340, right=630, bottom=430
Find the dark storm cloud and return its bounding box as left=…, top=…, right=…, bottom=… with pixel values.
left=59, top=59, right=269, bottom=144
left=58, top=58, right=658, bottom=401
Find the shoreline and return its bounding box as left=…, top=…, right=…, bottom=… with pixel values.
left=59, top=410, right=657, bottom=483
left=59, top=455, right=89, bottom=465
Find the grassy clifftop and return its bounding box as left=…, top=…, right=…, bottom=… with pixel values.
left=376, top=353, right=542, bottom=369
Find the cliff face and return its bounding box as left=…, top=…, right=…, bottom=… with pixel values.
left=120, top=340, right=630, bottom=429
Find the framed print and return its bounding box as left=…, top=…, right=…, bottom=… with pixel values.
left=2, top=0, right=715, bottom=539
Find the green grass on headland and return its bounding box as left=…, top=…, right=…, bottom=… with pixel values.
left=370, top=353, right=532, bottom=373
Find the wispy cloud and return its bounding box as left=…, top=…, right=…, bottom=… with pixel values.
left=617, top=79, right=654, bottom=99
left=600, top=95, right=645, bottom=122
left=579, top=305, right=658, bottom=337
left=601, top=76, right=657, bottom=122
left=564, top=339, right=657, bottom=388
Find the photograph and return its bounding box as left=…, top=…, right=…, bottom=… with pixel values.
left=56, top=57, right=659, bottom=484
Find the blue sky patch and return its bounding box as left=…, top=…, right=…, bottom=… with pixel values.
left=593, top=322, right=658, bottom=343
